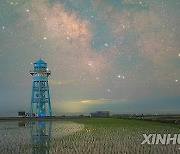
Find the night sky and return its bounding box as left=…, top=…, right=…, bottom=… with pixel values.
left=0, top=0, right=179, bottom=116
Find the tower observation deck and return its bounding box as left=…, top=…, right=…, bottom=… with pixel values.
left=30, top=59, right=52, bottom=117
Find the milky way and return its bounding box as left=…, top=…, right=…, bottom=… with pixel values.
left=0, top=0, right=179, bottom=116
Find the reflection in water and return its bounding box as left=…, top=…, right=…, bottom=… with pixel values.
left=30, top=121, right=52, bottom=154
left=18, top=122, right=27, bottom=127
left=12, top=121, right=84, bottom=153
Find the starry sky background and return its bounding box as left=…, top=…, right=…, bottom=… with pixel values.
left=0, top=0, right=179, bottom=116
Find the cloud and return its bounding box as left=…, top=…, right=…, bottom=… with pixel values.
left=53, top=98, right=128, bottom=113
left=80, top=99, right=110, bottom=104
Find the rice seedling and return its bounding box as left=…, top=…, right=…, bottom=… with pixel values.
left=0, top=118, right=179, bottom=154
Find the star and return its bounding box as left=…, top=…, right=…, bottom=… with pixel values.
left=118, top=75, right=121, bottom=78
left=88, top=62, right=92, bottom=66
left=2, top=26, right=5, bottom=29
left=26, top=9, right=30, bottom=12
left=43, top=37, right=47, bottom=40
left=178, top=53, right=180, bottom=57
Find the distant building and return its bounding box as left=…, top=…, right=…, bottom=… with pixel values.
left=90, top=111, right=110, bottom=117
left=78, top=114, right=85, bottom=117
left=18, top=112, right=35, bottom=117
left=18, top=111, right=26, bottom=117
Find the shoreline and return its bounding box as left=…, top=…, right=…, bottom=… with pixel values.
left=0, top=115, right=179, bottom=125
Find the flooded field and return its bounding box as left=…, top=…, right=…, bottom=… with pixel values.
left=0, top=118, right=179, bottom=154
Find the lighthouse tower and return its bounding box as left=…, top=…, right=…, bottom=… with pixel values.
left=30, top=59, right=52, bottom=117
